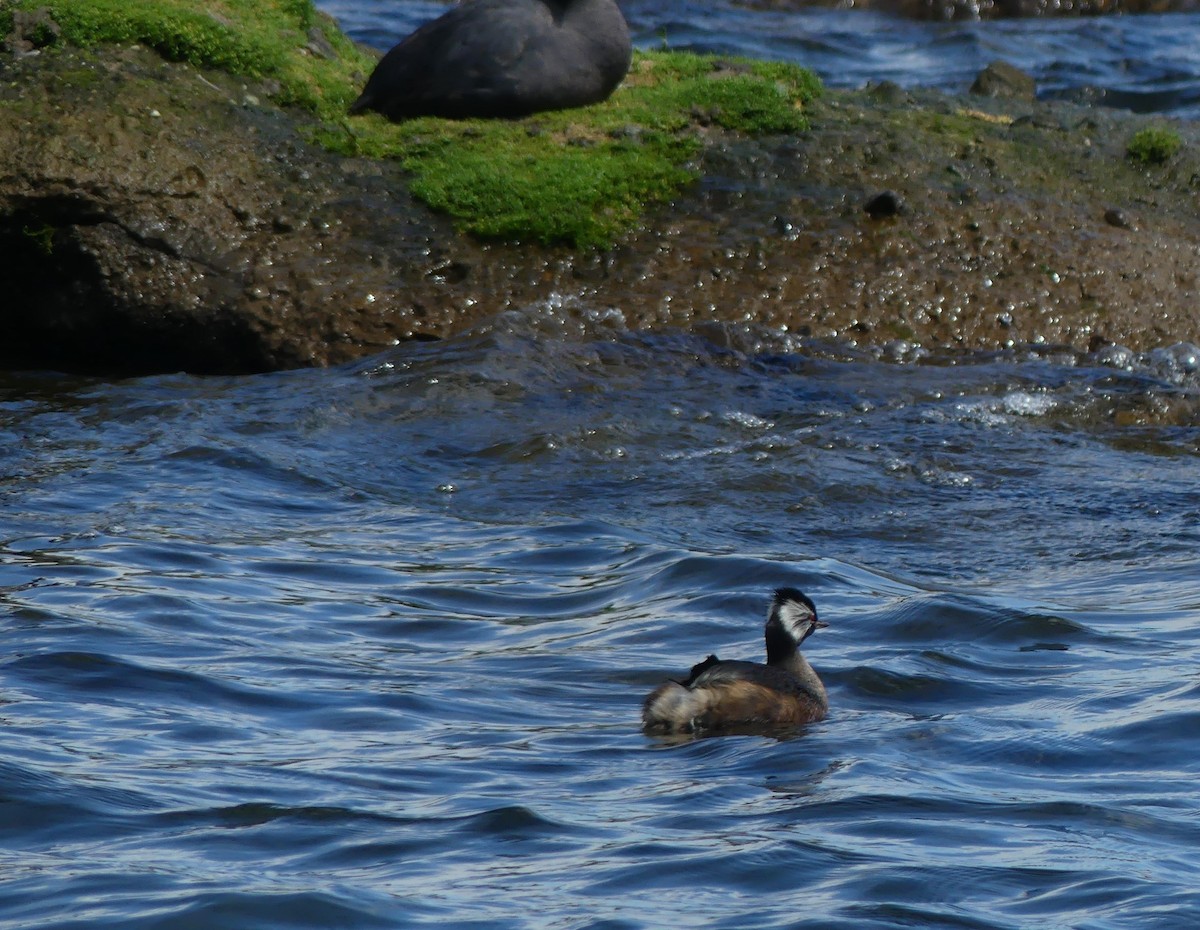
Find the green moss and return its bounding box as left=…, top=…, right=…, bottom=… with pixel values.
left=392, top=128, right=695, bottom=248
left=6, top=0, right=374, bottom=115
left=54, top=65, right=102, bottom=89
left=619, top=52, right=820, bottom=135
left=22, top=223, right=56, bottom=255
left=1127, top=126, right=1183, bottom=166
left=9, top=0, right=820, bottom=247
left=907, top=109, right=991, bottom=146
left=323, top=51, right=819, bottom=246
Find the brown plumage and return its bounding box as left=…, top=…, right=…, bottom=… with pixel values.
left=642, top=588, right=829, bottom=735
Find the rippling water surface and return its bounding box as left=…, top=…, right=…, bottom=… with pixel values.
left=4, top=307, right=1200, bottom=928
left=318, top=0, right=1200, bottom=118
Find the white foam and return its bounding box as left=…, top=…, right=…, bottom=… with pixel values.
left=1002, top=391, right=1057, bottom=417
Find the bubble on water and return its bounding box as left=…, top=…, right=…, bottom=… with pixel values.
left=920, top=467, right=974, bottom=488
left=1144, top=342, right=1200, bottom=383
left=721, top=410, right=773, bottom=430
left=884, top=457, right=973, bottom=488
left=1093, top=343, right=1136, bottom=370
left=876, top=340, right=930, bottom=363
left=951, top=400, right=1009, bottom=427
left=951, top=390, right=1055, bottom=424
left=1002, top=391, right=1057, bottom=417
left=486, top=293, right=628, bottom=340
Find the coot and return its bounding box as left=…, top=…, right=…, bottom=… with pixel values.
left=349, top=0, right=633, bottom=121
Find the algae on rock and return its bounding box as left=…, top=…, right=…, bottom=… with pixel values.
left=1126, top=126, right=1184, bottom=166
left=322, top=51, right=821, bottom=247
left=4, top=0, right=1200, bottom=377
left=3, top=0, right=821, bottom=248
left=2, top=0, right=371, bottom=110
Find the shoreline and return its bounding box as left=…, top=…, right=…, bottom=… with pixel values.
left=1, top=2, right=1198, bottom=375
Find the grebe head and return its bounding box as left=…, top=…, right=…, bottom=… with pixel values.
left=768, top=587, right=827, bottom=647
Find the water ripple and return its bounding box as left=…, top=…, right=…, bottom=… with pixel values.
left=4, top=327, right=1200, bottom=928
left=320, top=1, right=1200, bottom=118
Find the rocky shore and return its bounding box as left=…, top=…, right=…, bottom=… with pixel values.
left=2, top=2, right=1198, bottom=375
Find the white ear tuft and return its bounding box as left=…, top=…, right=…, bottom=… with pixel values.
left=776, top=597, right=815, bottom=639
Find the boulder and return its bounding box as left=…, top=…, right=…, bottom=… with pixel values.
left=2, top=6, right=1199, bottom=374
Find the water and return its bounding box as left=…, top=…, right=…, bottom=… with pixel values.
left=319, top=0, right=1200, bottom=119
left=4, top=305, right=1200, bottom=928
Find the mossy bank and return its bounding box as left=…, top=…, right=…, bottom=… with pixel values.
left=2, top=0, right=1199, bottom=374
left=2, top=0, right=820, bottom=249
left=325, top=52, right=819, bottom=248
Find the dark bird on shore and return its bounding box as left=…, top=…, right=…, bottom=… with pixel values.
left=642, top=588, right=829, bottom=735
left=348, top=0, right=633, bottom=121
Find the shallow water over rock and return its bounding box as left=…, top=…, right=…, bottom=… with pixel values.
left=4, top=308, right=1199, bottom=928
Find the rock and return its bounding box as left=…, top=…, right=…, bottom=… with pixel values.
left=970, top=61, right=1037, bottom=101
left=864, top=190, right=906, bottom=219
left=865, top=80, right=912, bottom=106
left=0, top=44, right=477, bottom=374
left=3, top=11, right=1200, bottom=375
left=305, top=26, right=338, bottom=61
left=1104, top=207, right=1135, bottom=230
left=5, top=8, right=61, bottom=55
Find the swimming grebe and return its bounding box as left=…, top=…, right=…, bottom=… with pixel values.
left=642, top=588, right=829, bottom=735
left=348, top=0, right=632, bottom=121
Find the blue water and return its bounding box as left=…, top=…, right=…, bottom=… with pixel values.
left=4, top=305, right=1200, bottom=928
left=321, top=0, right=1200, bottom=118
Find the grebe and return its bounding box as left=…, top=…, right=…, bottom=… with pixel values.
left=642, top=588, right=829, bottom=735
left=348, top=0, right=632, bottom=121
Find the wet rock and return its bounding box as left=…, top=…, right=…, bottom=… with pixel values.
left=1104, top=207, right=1135, bottom=230
left=0, top=45, right=471, bottom=374
left=3, top=38, right=1200, bottom=375
left=5, top=8, right=61, bottom=55
left=865, top=80, right=912, bottom=106
left=305, top=26, right=339, bottom=60
left=864, top=190, right=906, bottom=219
left=970, top=61, right=1037, bottom=101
